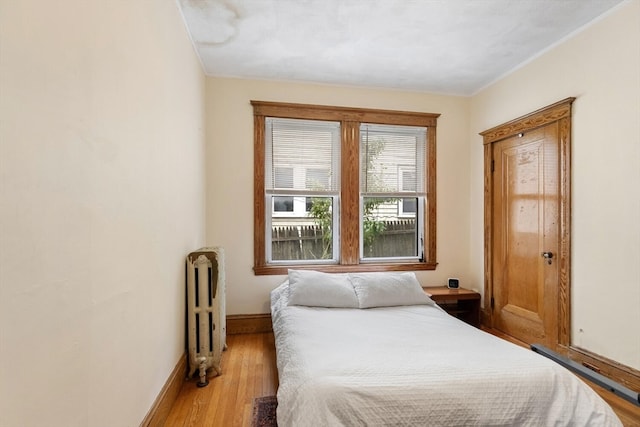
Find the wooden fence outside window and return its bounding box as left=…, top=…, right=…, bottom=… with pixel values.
left=271, top=219, right=416, bottom=260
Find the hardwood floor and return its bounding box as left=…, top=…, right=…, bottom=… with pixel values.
left=164, top=331, right=639, bottom=426
left=164, top=333, right=278, bottom=427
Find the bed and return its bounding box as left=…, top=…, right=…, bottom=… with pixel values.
left=270, top=270, right=622, bottom=426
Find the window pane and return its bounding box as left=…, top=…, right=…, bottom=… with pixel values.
left=271, top=197, right=334, bottom=261
left=266, top=119, right=340, bottom=262
left=362, top=196, right=418, bottom=258
left=360, top=123, right=426, bottom=195
left=401, top=169, right=416, bottom=192
left=360, top=124, right=424, bottom=260
left=306, top=168, right=330, bottom=190
left=401, top=197, right=417, bottom=215
left=266, top=118, right=340, bottom=192
left=273, top=196, right=293, bottom=212
left=274, top=167, right=293, bottom=189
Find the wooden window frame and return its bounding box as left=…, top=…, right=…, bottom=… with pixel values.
left=252, top=100, right=440, bottom=275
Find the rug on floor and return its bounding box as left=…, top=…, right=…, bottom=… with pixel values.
left=251, top=395, right=277, bottom=427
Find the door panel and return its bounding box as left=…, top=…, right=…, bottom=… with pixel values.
left=492, top=123, right=559, bottom=348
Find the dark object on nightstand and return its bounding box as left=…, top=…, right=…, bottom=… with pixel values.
left=424, top=286, right=481, bottom=328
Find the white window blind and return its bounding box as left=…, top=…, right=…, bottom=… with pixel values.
left=360, top=123, right=426, bottom=196
left=265, top=118, right=340, bottom=194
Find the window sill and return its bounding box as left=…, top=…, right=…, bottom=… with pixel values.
left=253, top=262, right=437, bottom=276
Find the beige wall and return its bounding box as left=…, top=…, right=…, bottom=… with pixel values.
left=0, top=1, right=206, bottom=426
left=469, top=1, right=640, bottom=369
left=206, top=78, right=472, bottom=314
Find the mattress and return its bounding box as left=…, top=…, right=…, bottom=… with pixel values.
left=270, top=279, right=622, bottom=426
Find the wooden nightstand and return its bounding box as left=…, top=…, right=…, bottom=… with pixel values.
left=423, top=287, right=481, bottom=328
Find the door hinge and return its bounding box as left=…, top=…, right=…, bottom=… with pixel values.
left=490, top=296, right=495, bottom=310
left=491, top=159, right=495, bottom=172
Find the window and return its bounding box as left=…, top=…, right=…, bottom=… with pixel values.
left=252, top=101, right=439, bottom=274
left=360, top=125, right=425, bottom=260
left=265, top=117, right=340, bottom=262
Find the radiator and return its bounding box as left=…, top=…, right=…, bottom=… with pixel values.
left=186, top=247, right=226, bottom=387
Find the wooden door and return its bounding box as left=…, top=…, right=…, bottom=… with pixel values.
left=481, top=98, right=574, bottom=351
left=492, top=124, right=559, bottom=348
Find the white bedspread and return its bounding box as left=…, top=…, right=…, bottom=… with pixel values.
left=271, top=282, right=622, bottom=426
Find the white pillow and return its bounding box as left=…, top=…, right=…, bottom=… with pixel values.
left=287, top=269, right=358, bottom=308
left=350, top=272, right=435, bottom=308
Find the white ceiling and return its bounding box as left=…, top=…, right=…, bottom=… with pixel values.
left=178, top=0, right=625, bottom=96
